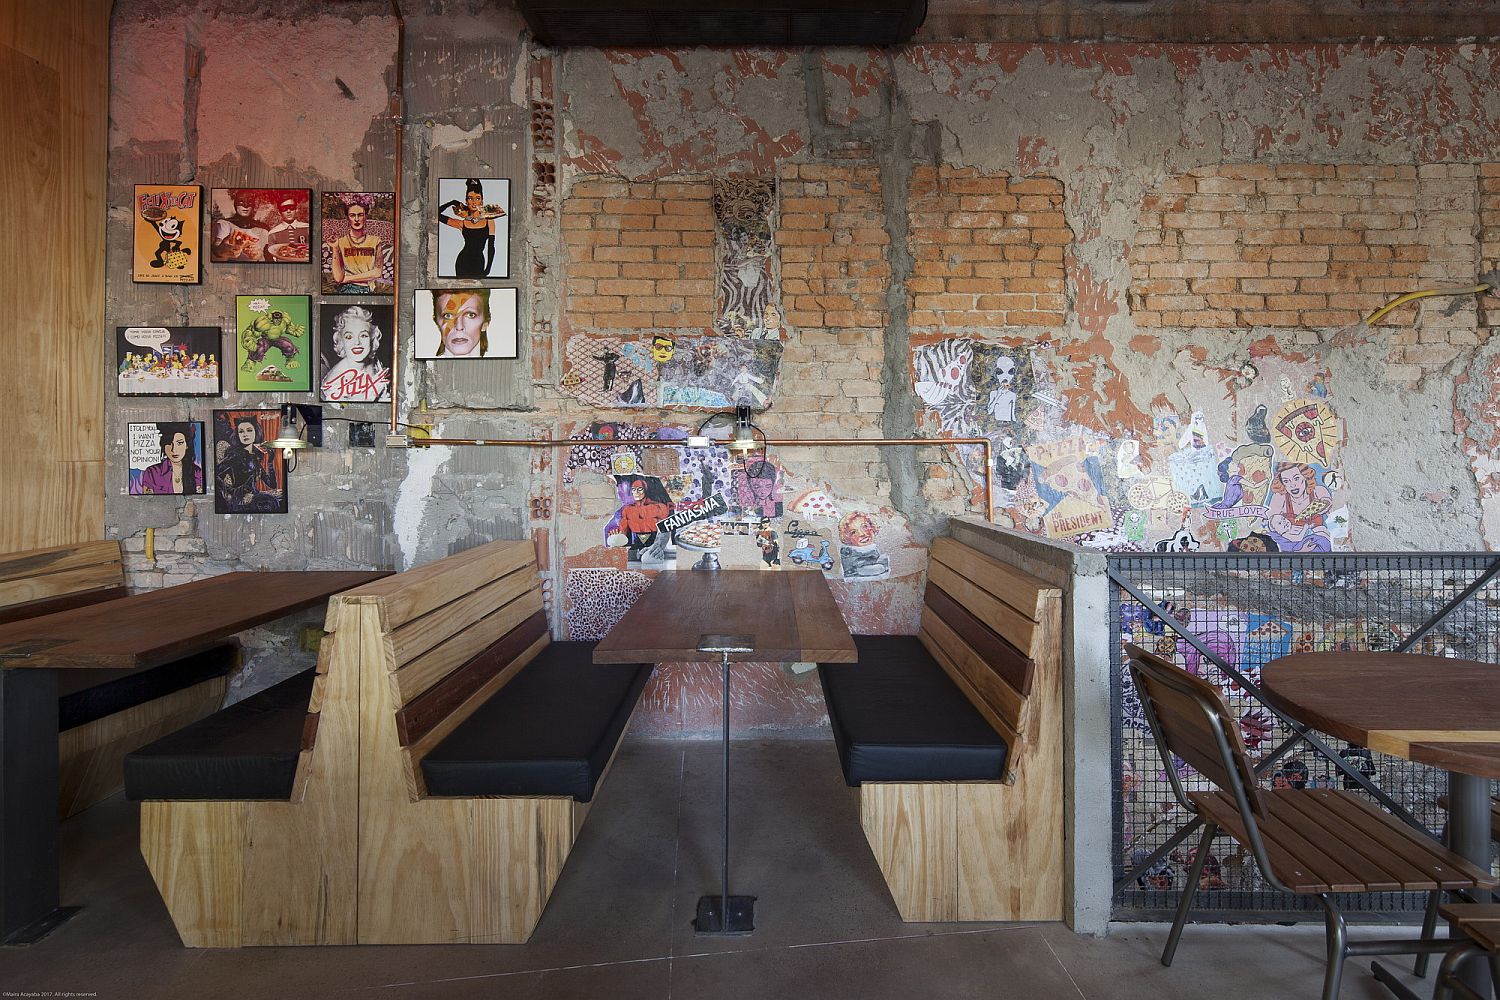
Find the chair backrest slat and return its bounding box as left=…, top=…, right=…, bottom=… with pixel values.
left=1125, top=643, right=1265, bottom=816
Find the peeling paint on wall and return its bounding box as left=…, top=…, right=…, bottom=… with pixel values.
left=104, top=5, right=1500, bottom=731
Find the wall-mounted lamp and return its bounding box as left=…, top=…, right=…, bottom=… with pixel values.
left=726, top=405, right=763, bottom=454
left=270, top=403, right=324, bottom=460
left=688, top=405, right=765, bottom=454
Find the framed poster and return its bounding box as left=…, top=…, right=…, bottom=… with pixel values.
left=413, top=288, right=518, bottom=359
left=128, top=422, right=206, bottom=496
left=235, top=295, right=312, bottom=392
left=212, top=409, right=287, bottom=514
left=320, top=192, right=395, bottom=295
left=132, top=184, right=201, bottom=284
left=319, top=302, right=393, bottom=403
left=116, top=326, right=222, bottom=397
left=209, top=188, right=312, bottom=263
left=436, top=177, right=510, bottom=279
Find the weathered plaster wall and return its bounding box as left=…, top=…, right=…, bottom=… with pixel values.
left=105, top=2, right=1500, bottom=730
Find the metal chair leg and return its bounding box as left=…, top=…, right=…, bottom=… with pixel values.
left=1434, top=941, right=1487, bottom=1000
left=1318, top=894, right=1348, bottom=1000
left=1415, top=889, right=1442, bottom=978
left=1161, top=822, right=1214, bottom=968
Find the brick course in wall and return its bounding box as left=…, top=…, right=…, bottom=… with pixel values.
left=562, top=176, right=716, bottom=331
left=1129, top=164, right=1486, bottom=365
left=906, top=166, right=1070, bottom=330
left=768, top=163, right=892, bottom=438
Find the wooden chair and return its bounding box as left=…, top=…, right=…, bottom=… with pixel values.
left=1125, top=643, right=1497, bottom=1000
left=1433, top=904, right=1500, bottom=1000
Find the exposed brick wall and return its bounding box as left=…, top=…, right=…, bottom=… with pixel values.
left=1482, top=164, right=1500, bottom=326
left=1129, top=163, right=1487, bottom=363
left=906, top=166, right=1069, bottom=330
left=769, top=163, right=892, bottom=437
left=562, top=176, right=715, bottom=331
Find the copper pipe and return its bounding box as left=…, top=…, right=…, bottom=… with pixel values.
left=388, top=0, right=406, bottom=435
left=411, top=435, right=995, bottom=521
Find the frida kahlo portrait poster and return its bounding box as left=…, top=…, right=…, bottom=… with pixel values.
left=133, top=185, right=202, bottom=284
left=321, top=192, right=395, bottom=295
left=212, top=409, right=287, bottom=514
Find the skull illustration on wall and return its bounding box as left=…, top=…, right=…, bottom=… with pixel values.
left=987, top=353, right=1019, bottom=423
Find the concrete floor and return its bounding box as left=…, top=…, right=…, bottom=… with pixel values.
left=0, top=740, right=1453, bottom=999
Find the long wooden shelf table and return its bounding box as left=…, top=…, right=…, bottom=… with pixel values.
left=0, top=569, right=386, bottom=944
left=595, top=570, right=856, bottom=933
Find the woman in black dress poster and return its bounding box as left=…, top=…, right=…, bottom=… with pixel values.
left=437, top=178, right=507, bottom=279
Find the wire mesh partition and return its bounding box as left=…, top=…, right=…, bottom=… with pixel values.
left=1109, top=551, right=1500, bottom=920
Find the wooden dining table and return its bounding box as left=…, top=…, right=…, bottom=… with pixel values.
left=1262, top=651, right=1500, bottom=999
left=595, top=569, right=856, bottom=934
left=0, top=569, right=386, bottom=944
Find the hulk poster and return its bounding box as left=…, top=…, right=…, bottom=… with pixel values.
left=235, top=295, right=311, bottom=392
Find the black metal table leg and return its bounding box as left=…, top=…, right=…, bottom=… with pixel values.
left=0, top=667, right=76, bottom=945
left=693, top=639, right=755, bottom=935
left=1448, top=772, right=1494, bottom=999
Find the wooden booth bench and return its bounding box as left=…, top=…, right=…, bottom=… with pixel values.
left=818, top=536, right=1064, bottom=922
left=125, top=539, right=651, bottom=946
left=0, top=540, right=234, bottom=818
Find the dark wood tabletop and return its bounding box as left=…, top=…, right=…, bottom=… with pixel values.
left=0, top=570, right=388, bottom=669
left=592, top=570, right=858, bottom=664
left=1261, top=652, right=1500, bottom=779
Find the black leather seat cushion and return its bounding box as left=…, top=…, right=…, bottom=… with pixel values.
left=123, top=669, right=313, bottom=801
left=57, top=644, right=237, bottom=732
left=421, top=642, right=652, bottom=803
left=818, top=635, right=1009, bottom=785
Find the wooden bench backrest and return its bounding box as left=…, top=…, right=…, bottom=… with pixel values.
left=324, top=539, right=547, bottom=796
left=918, top=536, right=1062, bottom=759
left=0, top=540, right=126, bottom=624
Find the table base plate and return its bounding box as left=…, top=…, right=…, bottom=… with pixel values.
left=1, top=906, right=79, bottom=946
left=694, top=894, right=756, bottom=935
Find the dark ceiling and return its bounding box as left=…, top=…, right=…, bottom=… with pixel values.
left=510, top=0, right=1500, bottom=46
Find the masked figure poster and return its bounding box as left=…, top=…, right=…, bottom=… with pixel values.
left=209, top=188, right=312, bottom=263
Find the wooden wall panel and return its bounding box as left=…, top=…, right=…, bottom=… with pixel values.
left=0, top=0, right=110, bottom=552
